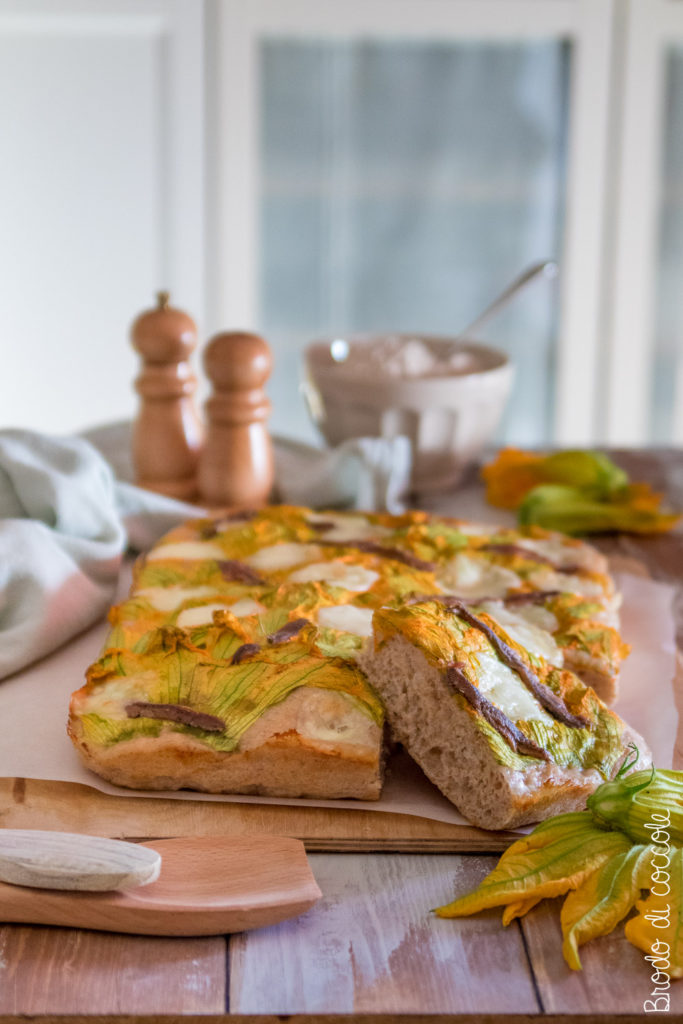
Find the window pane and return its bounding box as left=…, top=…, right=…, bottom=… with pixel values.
left=260, top=39, right=569, bottom=446
left=652, top=48, right=683, bottom=443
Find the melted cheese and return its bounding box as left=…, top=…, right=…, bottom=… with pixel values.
left=245, top=542, right=322, bottom=571
left=307, top=512, right=391, bottom=543
left=238, top=687, right=377, bottom=752
left=480, top=601, right=563, bottom=667
left=436, top=552, right=521, bottom=599
left=224, top=598, right=267, bottom=618
left=79, top=676, right=152, bottom=720
left=527, top=568, right=606, bottom=599
left=137, top=586, right=219, bottom=612
left=295, top=689, right=375, bottom=745
left=516, top=536, right=595, bottom=571
left=209, top=516, right=251, bottom=532
left=456, top=521, right=502, bottom=536
left=146, top=541, right=225, bottom=562
left=507, top=602, right=559, bottom=635
left=317, top=604, right=375, bottom=637
left=176, top=598, right=266, bottom=629
left=472, top=651, right=551, bottom=723
left=288, top=560, right=380, bottom=592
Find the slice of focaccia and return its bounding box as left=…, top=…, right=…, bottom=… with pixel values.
left=68, top=504, right=439, bottom=800
left=68, top=505, right=634, bottom=807
left=69, top=619, right=385, bottom=799
left=358, top=597, right=650, bottom=830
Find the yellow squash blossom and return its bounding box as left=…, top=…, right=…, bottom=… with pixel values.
left=480, top=448, right=550, bottom=509
left=435, top=814, right=632, bottom=927
left=434, top=758, right=683, bottom=977
left=481, top=448, right=679, bottom=535
left=560, top=844, right=651, bottom=969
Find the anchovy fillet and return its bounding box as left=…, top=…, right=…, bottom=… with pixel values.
left=444, top=664, right=549, bottom=761
left=125, top=702, right=225, bottom=733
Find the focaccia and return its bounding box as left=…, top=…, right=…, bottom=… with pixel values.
left=68, top=505, right=639, bottom=820
left=358, top=598, right=649, bottom=830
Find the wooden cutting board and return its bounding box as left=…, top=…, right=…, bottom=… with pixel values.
left=0, top=835, right=321, bottom=935
left=0, top=776, right=519, bottom=852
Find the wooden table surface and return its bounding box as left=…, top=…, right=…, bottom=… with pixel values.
left=1, top=447, right=682, bottom=1022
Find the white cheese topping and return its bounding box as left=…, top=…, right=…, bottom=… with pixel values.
left=245, top=542, right=323, bottom=572
left=209, top=515, right=251, bottom=532
left=589, top=603, right=620, bottom=627
left=239, top=687, right=377, bottom=753
left=175, top=598, right=266, bottom=629
left=317, top=604, right=375, bottom=637
left=515, top=536, right=596, bottom=571
left=506, top=602, right=559, bottom=635
left=472, top=651, right=551, bottom=723
left=480, top=601, right=563, bottom=667
left=137, top=585, right=219, bottom=612
left=176, top=604, right=229, bottom=629
left=527, top=567, right=606, bottom=600
left=456, top=521, right=502, bottom=536
left=436, top=552, right=521, bottom=599
left=146, top=540, right=226, bottom=562
left=295, top=689, right=376, bottom=745
left=307, top=512, right=391, bottom=543
left=224, top=597, right=267, bottom=618
left=288, top=560, right=380, bottom=592
left=79, top=675, right=153, bottom=720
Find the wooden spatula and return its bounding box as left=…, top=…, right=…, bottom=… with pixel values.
left=0, top=833, right=321, bottom=936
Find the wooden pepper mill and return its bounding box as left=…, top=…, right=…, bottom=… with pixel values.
left=130, top=291, right=203, bottom=501
left=198, top=331, right=275, bottom=509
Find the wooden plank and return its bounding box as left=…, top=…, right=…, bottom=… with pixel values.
left=229, top=853, right=540, bottom=1015
left=0, top=778, right=517, bottom=853
left=520, top=896, right=683, bottom=1015
left=0, top=1017, right=659, bottom=1024
left=0, top=926, right=226, bottom=1015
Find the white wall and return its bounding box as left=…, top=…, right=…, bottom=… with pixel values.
left=0, top=0, right=204, bottom=436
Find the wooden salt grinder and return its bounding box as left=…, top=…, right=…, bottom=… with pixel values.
left=198, top=331, right=275, bottom=509
left=130, top=292, right=203, bottom=501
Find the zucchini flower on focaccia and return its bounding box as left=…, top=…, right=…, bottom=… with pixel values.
left=358, top=597, right=650, bottom=831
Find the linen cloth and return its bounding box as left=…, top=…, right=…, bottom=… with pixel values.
left=0, top=429, right=202, bottom=680
left=0, top=426, right=411, bottom=680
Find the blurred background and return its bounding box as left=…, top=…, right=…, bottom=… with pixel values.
left=0, top=0, right=681, bottom=450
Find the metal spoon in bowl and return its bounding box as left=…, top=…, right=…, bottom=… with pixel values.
left=455, top=259, right=558, bottom=340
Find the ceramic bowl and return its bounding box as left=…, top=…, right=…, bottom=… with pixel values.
left=302, top=333, right=513, bottom=494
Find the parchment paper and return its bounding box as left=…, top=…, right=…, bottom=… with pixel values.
left=0, top=572, right=677, bottom=827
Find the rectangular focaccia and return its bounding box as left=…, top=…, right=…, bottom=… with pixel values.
left=68, top=505, right=639, bottom=818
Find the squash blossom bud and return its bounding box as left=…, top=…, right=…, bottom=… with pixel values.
left=587, top=763, right=683, bottom=846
